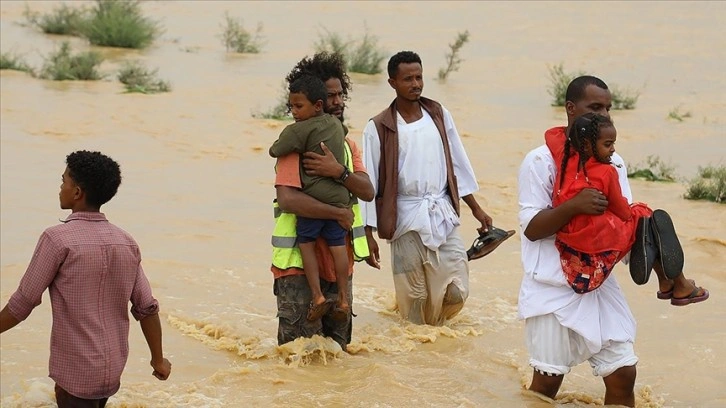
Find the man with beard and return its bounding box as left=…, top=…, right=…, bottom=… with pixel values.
left=270, top=52, right=374, bottom=351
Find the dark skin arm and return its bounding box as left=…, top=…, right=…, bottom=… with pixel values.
left=461, top=194, right=493, bottom=233
left=0, top=305, right=21, bottom=333
left=277, top=186, right=354, bottom=231
left=302, top=142, right=375, bottom=202
left=524, top=188, right=608, bottom=241
left=139, top=313, right=171, bottom=380
left=364, top=226, right=380, bottom=269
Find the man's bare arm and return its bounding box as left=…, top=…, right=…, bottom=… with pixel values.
left=524, top=188, right=608, bottom=241
left=276, top=186, right=353, bottom=230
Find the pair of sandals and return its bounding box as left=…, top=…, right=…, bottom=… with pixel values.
left=629, top=209, right=683, bottom=285
left=629, top=209, right=709, bottom=306
left=466, top=226, right=516, bottom=261
left=307, top=299, right=349, bottom=322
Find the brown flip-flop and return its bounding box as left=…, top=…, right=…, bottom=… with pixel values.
left=467, top=226, right=516, bottom=261
left=671, top=286, right=709, bottom=306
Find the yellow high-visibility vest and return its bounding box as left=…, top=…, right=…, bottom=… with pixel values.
left=271, top=142, right=369, bottom=270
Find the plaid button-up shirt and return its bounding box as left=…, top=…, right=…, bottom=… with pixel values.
left=7, top=212, right=159, bottom=399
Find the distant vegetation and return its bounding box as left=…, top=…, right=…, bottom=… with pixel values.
left=0, top=52, right=34, bottom=74
left=24, top=3, right=85, bottom=36
left=684, top=165, right=726, bottom=204
left=117, top=60, right=171, bottom=94
left=314, top=25, right=386, bottom=75
left=627, top=155, right=676, bottom=182
left=252, top=81, right=290, bottom=120
left=667, top=106, right=692, bottom=122
left=438, top=30, right=470, bottom=81
left=24, top=0, right=161, bottom=49
left=220, top=12, right=264, bottom=53
left=39, top=41, right=103, bottom=81
left=547, top=63, right=640, bottom=110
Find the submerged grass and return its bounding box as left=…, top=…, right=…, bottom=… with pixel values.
left=438, top=30, right=470, bottom=81
left=81, top=0, right=161, bottom=49
left=0, top=52, right=35, bottom=74
left=547, top=63, right=640, bottom=110
left=24, top=3, right=86, bottom=36
left=314, top=25, right=386, bottom=75
left=117, top=60, right=171, bottom=94
left=39, top=41, right=103, bottom=81
left=627, top=155, right=676, bottom=182
left=23, top=0, right=160, bottom=49
left=252, top=81, right=290, bottom=120
left=220, top=12, right=264, bottom=53
left=684, top=165, right=726, bottom=204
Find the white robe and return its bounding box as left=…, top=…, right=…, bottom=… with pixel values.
left=517, top=144, right=636, bottom=354
left=360, top=107, right=479, bottom=250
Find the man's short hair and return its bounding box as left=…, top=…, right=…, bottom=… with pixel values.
left=66, top=150, right=122, bottom=208
left=565, top=75, right=609, bottom=104
left=387, top=51, right=422, bottom=78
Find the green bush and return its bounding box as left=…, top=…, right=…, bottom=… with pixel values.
left=80, top=0, right=160, bottom=49
left=0, top=52, right=34, bottom=74
left=610, top=86, right=639, bottom=110
left=438, top=30, right=470, bottom=81
left=627, top=155, right=676, bottom=182
left=684, top=165, right=726, bottom=204
left=117, top=60, right=170, bottom=94
left=39, top=41, right=103, bottom=81
left=547, top=63, right=584, bottom=107
left=547, top=63, right=640, bottom=109
left=313, top=28, right=349, bottom=57
left=24, top=3, right=86, bottom=36
left=220, top=12, right=263, bottom=53
left=314, top=25, right=386, bottom=75
left=252, top=81, right=290, bottom=120
left=667, top=106, right=692, bottom=122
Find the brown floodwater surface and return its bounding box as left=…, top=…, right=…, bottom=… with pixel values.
left=1, top=1, right=724, bottom=407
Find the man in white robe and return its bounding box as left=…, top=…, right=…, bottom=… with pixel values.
left=361, top=51, right=492, bottom=325
left=518, top=75, right=638, bottom=407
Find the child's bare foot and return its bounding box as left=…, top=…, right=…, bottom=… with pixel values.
left=330, top=302, right=350, bottom=322
left=307, top=298, right=333, bottom=321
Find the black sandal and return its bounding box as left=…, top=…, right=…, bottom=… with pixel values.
left=467, top=226, right=516, bottom=261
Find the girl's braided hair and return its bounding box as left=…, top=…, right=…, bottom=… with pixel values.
left=559, top=113, right=614, bottom=188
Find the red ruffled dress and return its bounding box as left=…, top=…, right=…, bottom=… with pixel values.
left=545, top=127, right=652, bottom=293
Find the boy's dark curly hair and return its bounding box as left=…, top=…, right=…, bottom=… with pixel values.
left=285, top=52, right=351, bottom=101
left=387, top=50, right=422, bottom=78
left=560, top=113, right=614, bottom=188
left=289, top=75, right=327, bottom=106
left=66, top=150, right=122, bottom=209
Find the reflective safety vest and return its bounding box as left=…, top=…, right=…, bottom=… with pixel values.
left=271, top=142, right=370, bottom=270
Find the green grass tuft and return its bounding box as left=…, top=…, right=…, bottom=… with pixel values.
left=547, top=63, right=640, bottom=109
left=667, top=106, right=692, bottom=122
left=547, top=63, right=585, bottom=107
left=252, top=81, right=290, bottom=120
left=24, top=3, right=86, bottom=36
left=314, top=25, right=386, bottom=75
left=684, top=165, right=726, bottom=204
left=438, top=30, right=470, bottom=81
left=39, top=41, right=104, bottom=81
left=117, top=60, right=171, bottom=94
left=220, top=12, right=264, bottom=53
left=627, top=155, right=676, bottom=182
left=0, top=52, right=35, bottom=74
left=80, top=0, right=161, bottom=49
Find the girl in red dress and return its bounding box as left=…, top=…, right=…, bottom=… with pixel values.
left=546, top=113, right=653, bottom=293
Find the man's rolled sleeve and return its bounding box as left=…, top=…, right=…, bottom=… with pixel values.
left=8, top=232, right=64, bottom=322
left=129, top=263, right=159, bottom=321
